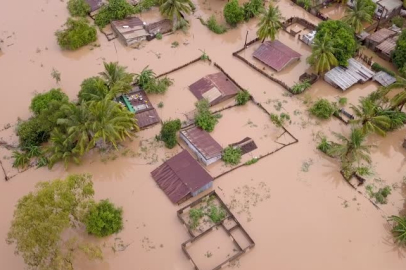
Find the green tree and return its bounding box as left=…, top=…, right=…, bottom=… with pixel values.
left=383, top=75, right=406, bottom=110
left=78, top=77, right=109, bottom=103
left=343, top=0, right=376, bottom=34
left=67, top=0, right=91, bottom=17
left=243, top=0, right=264, bottom=21
left=390, top=215, right=406, bottom=246
left=256, top=4, right=283, bottom=42
left=16, top=117, right=53, bottom=148
left=135, top=66, right=156, bottom=88
left=46, top=128, right=83, bottom=168
left=159, top=119, right=181, bottom=148
left=309, top=98, right=337, bottom=119
left=94, top=0, right=136, bottom=28
left=194, top=99, right=220, bottom=132
left=159, top=0, right=193, bottom=30
left=30, top=88, right=68, bottom=115
left=307, top=36, right=338, bottom=74
left=99, top=62, right=134, bottom=94
left=315, top=20, right=356, bottom=66
left=56, top=18, right=97, bottom=50
left=6, top=174, right=102, bottom=270
left=235, top=90, right=251, bottom=105
left=393, top=30, right=406, bottom=71
left=222, top=146, right=242, bottom=165
left=223, top=0, right=244, bottom=26
left=85, top=200, right=123, bottom=237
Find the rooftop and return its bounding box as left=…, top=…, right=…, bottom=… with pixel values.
left=180, top=126, right=223, bottom=160
left=111, top=17, right=149, bottom=45
left=375, top=36, right=398, bottom=55
left=366, top=28, right=396, bottom=43
left=377, top=0, right=403, bottom=10
left=373, top=71, right=396, bottom=86
left=253, top=40, right=301, bottom=72
left=86, top=0, right=103, bottom=12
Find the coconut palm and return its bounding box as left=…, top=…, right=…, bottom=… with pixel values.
left=327, top=128, right=374, bottom=166
left=349, top=98, right=391, bottom=136
left=307, top=37, right=339, bottom=74
left=99, top=62, right=134, bottom=95
left=390, top=215, right=406, bottom=245
left=385, top=76, right=406, bottom=110
left=343, top=0, right=374, bottom=34
left=256, top=4, right=283, bottom=43
left=46, top=128, right=82, bottom=169
left=159, top=0, right=193, bottom=30
left=135, top=66, right=156, bottom=88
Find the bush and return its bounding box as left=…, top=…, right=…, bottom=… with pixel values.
left=223, top=0, right=244, bottom=26
left=270, top=113, right=290, bottom=127
left=78, top=77, right=109, bottom=102
left=134, top=0, right=159, bottom=13
left=95, top=0, right=136, bottom=28
left=155, top=32, right=163, bottom=40
left=389, top=215, right=406, bottom=246
left=30, top=88, right=68, bottom=115
left=309, top=99, right=336, bottom=119
left=189, top=208, right=204, bottom=229
left=159, top=119, right=181, bottom=149
left=144, top=77, right=173, bottom=94
left=291, top=80, right=311, bottom=94
left=243, top=0, right=264, bottom=21
left=85, top=200, right=123, bottom=237
left=222, top=146, right=242, bottom=165
left=392, top=16, right=404, bottom=28
left=194, top=99, right=219, bottom=132
left=338, top=97, right=348, bottom=106
left=245, top=157, right=258, bottom=165
left=207, top=205, right=226, bottom=223
left=366, top=185, right=391, bottom=204
left=317, top=137, right=331, bottom=153
left=235, top=90, right=250, bottom=105
left=56, top=18, right=97, bottom=50
left=16, top=117, right=52, bottom=148
left=371, top=62, right=395, bottom=76
left=392, top=30, right=406, bottom=69
left=206, top=15, right=227, bottom=34
left=12, top=151, right=30, bottom=169
left=67, top=0, right=91, bottom=17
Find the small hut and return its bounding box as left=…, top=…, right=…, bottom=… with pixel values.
left=365, top=28, right=396, bottom=50
left=253, top=40, right=301, bottom=72
left=145, top=19, right=172, bottom=36
left=151, top=150, right=214, bottom=204
left=230, top=137, right=257, bottom=155
left=375, top=35, right=398, bottom=61
left=189, top=72, right=239, bottom=106
left=111, top=17, right=150, bottom=46
left=373, top=71, right=396, bottom=87
left=180, top=126, right=223, bottom=166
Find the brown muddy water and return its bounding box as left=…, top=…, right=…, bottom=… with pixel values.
left=0, top=0, right=405, bottom=269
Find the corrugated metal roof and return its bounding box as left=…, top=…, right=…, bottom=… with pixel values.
left=230, top=137, right=258, bottom=155
left=376, top=36, right=397, bottom=55
left=135, top=108, right=160, bottom=129
left=151, top=150, right=213, bottom=203
left=366, top=28, right=396, bottom=43
left=189, top=72, right=239, bottom=105
left=378, top=0, right=403, bottom=11
left=85, top=0, right=103, bottom=12
left=111, top=17, right=149, bottom=45
left=145, top=19, right=172, bottom=35
left=180, top=126, right=223, bottom=160
left=253, top=40, right=301, bottom=72
left=373, top=71, right=396, bottom=86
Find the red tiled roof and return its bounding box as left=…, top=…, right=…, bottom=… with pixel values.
left=180, top=126, right=223, bottom=160
left=151, top=150, right=213, bottom=203
left=253, top=40, right=301, bottom=72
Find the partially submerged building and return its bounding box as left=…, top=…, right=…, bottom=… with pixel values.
left=111, top=17, right=149, bottom=46
left=375, top=0, right=403, bottom=19
left=373, top=71, right=396, bottom=86
left=375, top=35, right=398, bottom=60
left=117, top=86, right=160, bottom=129
left=230, top=137, right=257, bottom=155
left=145, top=19, right=172, bottom=36
left=365, top=28, right=397, bottom=49
left=180, top=126, right=223, bottom=166
left=189, top=72, right=240, bottom=106
left=324, top=58, right=375, bottom=91
left=86, top=0, right=103, bottom=13
left=253, top=40, right=301, bottom=72
left=151, top=150, right=214, bottom=204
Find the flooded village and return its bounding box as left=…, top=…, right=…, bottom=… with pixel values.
left=1, top=0, right=406, bottom=269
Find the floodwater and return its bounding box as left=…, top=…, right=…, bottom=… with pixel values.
left=0, top=0, right=405, bottom=270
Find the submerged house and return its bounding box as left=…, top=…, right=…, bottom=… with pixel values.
left=365, top=28, right=397, bottom=50
left=151, top=150, right=214, bottom=204
left=253, top=40, right=301, bottom=72
left=111, top=17, right=149, bottom=46
left=189, top=72, right=239, bottom=106
left=230, top=137, right=258, bottom=155
left=116, top=86, right=160, bottom=129
left=180, top=126, right=223, bottom=166
left=375, top=35, right=398, bottom=60
left=324, top=58, right=375, bottom=91
left=373, top=71, right=396, bottom=86
left=86, top=0, right=103, bottom=13
left=375, top=0, right=403, bottom=19
left=145, top=19, right=172, bottom=36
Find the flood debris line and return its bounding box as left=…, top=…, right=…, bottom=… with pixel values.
left=177, top=191, right=255, bottom=270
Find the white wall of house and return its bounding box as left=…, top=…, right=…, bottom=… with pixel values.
left=179, top=133, right=222, bottom=166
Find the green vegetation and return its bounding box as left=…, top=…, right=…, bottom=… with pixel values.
left=159, top=119, right=181, bottom=149
left=6, top=174, right=103, bottom=270
left=307, top=36, right=338, bottom=74
left=235, top=90, right=251, bottom=105
left=12, top=151, right=30, bottom=169
left=158, top=101, right=164, bottom=108
left=51, top=68, right=62, bottom=84
left=85, top=199, right=123, bottom=237
left=392, top=30, right=406, bottom=70
left=171, top=41, right=179, bottom=48
left=206, top=15, right=227, bottom=34
left=156, top=32, right=163, bottom=40
left=78, top=77, right=109, bottom=103
left=207, top=205, right=226, bottom=223
left=366, top=185, right=391, bottom=204
left=30, top=88, right=68, bottom=115
left=56, top=18, right=97, bottom=50
left=291, top=80, right=311, bottom=94
left=100, top=62, right=134, bottom=95
left=243, top=0, right=264, bottom=21
left=256, top=3, right=282, bottom=42
left=297, top=0, right=312, bottom=10
left=67, top=0, right=91, bottom=17
left=222, top=146, right=242, bottom=165
left=223, top=0, right=244, bottom=26
left=389, top=215, right=406, bottom=246
left=189, top=208, right=204, bottom=229
left=371, top=63, right=395, bottom=76
left=309, top=99, right=337, bottom=119
left=160, top=0, right=193, bottom=31
left=194, top=99, right=220, bottom=132
left=342, top=0, right=376, bottom=33
left=245, top=157, right=259, bottom=165
left=95, top=0, right=136, bottom=28
left=134, top=0, right=159, bottom=13
left=392, top=16, right=404, bottom=28
left=317, top=136, right=332, bottom=153
left=135, top=66, right=173, bottom=94
left=315, top=20, right=356, bottom=66
left=270, top=113, right=290, bottom=127
left=338, top=97, right=348, bottom=106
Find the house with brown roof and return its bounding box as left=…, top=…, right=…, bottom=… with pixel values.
left=86, top=0, right=103, bottom=13
left=365, top=28, right=397, bottom=49
left=145, top=19, right=172, bottom=36
left=230, top=137, right=257, bottom=155
left=111, top=17, right=150, bottom=46
left=189, top=72, right=240, bottom=106
left=375, top=35, right=398, bottom=60
left=151, top=150, right=214, bottom=204
left=180, top=126, right=223, bottom=166
left=253, top=40, right=301, bottom=72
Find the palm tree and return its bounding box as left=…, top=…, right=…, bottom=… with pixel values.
left=327, top=128, right=374, bottom=166
left=78, top=77, right=109, bottom=103
left=349, top=98, right=391, bottom=136
left=159, top=0, right=193, bottom=31
left=99, top=62, right=134, bottom=95
left=389, top=215, right=406, bottom=245
left=385, top=76, right=406, bottom=110
left=135, top=66, right=156, bottom=88
left=256, top=4, right=283, bottom=43
left=46, top=128, right=82, bottom=169
left=307, top=37, right=339, bottom=74
left=343, top=0, right=374, bottom=34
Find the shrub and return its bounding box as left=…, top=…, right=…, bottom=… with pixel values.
left=371, top=62, right=396, bottom=76
left=223, top=0, right=244, bottom=27
left=389, top=215, right=406, bottom=246
left=155, top=32, right=163, bottom=40
left=159, top=119, right=181, bottom=149
left=194, top=99, right=219, bottom=132
left=338, top=97, right=348, bottom=106
left=207, top=205, right=226, bottom=223
left=12, top=151, right=30, bottom=169
left=309, top=99, right=336, bottom=119
left=30, top=88, right=68, bottom=115
left=392, top=16, right=404, bottom=28
left=270, top=113, right=290, bottom=127
left=317, top=137, right=331, bottom=153
left=206, top=15, right=227, bottom=34
left=297, top=0, right=312, bottom=10
left=189, top=208, right=204, bottom=229
left=291, top=80, right=311, bottom=94
left=16, top=117, right=52, bottom=148
left=366, top=185, right=391, bottom=204
left=144, top=77, right=173, bottom=94
left=235, top=90, right=250, bottom=105
left=94, top=0, right=136, bottom=28
left=245, top=157, right=258, bottom=165
left=67, top=0, right=91, bottom=17
left=78, top=77, right=109, bottom=102
left=134, top=0, right=159, bottom=13
left=222, top=146, right=242, bottom=165
left=243, top=0, right=264, bottom=21
left=56, top=18, right=97, bottom=50
left=85, top=199, right=123, bottom=237
left=392, top=30, right=406, bottom=69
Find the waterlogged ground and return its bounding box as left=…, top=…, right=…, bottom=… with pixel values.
left=0, top=0, right=406, bottom=269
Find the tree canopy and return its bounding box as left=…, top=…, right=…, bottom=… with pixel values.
left=392, top=30, right=406, bottom=71
left=256, top=4, right=283, bottom=42
left=95, top=0, right=136, bottom=28
left=343, top=0, right=376, bottom=34
left=56, top=18, right=97, bottom=50
left=307, top=36, right=338, bottom=74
